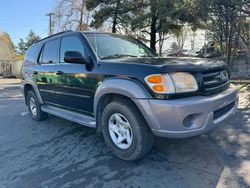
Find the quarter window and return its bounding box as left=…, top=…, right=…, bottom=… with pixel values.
left=42, top=39, right=60, bottom=64
left=24, top=43, right=42, bottom=64
left=60, top=36, right=85, bottom=63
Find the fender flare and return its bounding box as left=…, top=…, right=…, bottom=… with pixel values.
left=22, top=78, right=43, bottom=104
left=94, top=78, right=160, bottom=133
left=94, top=78, right=150, bottom=114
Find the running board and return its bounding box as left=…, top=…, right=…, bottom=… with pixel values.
left=41, top=105, right=96, bottom=128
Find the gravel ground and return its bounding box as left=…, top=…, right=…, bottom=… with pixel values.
left=0, top=79, right=249, bottom=188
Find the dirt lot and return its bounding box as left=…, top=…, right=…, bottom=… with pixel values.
left=0, top=78, right=249, bottom=188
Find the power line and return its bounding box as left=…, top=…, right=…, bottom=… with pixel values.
left=38, top=29, right=49, bottom=38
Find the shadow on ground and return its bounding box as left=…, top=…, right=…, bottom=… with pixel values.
left=0, top=84, right=249, bottom=188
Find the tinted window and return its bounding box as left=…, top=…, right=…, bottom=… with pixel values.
left=60, top=36, right=85, bottom=63
left=42, top=39, right=60, bottom=64
left=24, top=43, right=42, bottom=64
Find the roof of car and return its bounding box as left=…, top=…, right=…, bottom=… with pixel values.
left=34, top=30, right=115, bottom=44
left=34, top=30, right=75, bottom=44
left=82, top=31, right=113, bottom=35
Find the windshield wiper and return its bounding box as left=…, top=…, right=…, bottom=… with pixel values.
left=101, top=54, right=138, bottom=59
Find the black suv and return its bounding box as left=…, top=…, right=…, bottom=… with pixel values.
left=21, top=31, right=238, bottom=160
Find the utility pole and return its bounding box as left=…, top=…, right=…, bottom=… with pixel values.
left=57, top=12, right=62, bottom=32
left=46, top=13, right=55, bottom=36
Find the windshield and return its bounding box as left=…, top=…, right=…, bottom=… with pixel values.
left=84, top=33, right=157, bottom=60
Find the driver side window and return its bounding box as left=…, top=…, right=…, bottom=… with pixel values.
left=60, top=36, right=85, bottom=63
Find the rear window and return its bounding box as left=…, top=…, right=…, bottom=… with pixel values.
left=42, top=39, right=60, bottom=64
left=24, top=43, right=42, bottom=64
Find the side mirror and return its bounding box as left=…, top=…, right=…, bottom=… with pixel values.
left=64, top=51, right=87, bottom=64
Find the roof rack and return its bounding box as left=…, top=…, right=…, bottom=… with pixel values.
left=35, top=30, right=73, bottom=44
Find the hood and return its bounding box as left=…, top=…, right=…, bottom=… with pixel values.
left=101, top=57, right=227, bottom=73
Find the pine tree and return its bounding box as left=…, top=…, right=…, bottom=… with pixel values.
left=86, top=0, right=139, bottom=33
left=17, top=30, right=40, bottom=54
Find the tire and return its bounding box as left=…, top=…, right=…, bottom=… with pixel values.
left=101, top=99, right=154, bottom=161
left=26, top=90, right=48, bottom=121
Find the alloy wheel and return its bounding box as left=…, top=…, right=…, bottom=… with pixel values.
left=108, top=113, right=133, bottom=149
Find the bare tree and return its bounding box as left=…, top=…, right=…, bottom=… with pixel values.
left=0, top=41, right=12, bottom=76
left=54, top=0, right=91, bottom=31
left=208, top=0, right=250, bottom=63
left=171, top=26, right=188, bottom=50
left=190, top=29, right=197, bottom=50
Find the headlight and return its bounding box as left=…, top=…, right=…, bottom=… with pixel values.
left=145, top=72, right=198, bottom=94
left=171, top=72, right=198, bottom=93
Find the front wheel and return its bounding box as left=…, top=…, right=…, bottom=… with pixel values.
left=101, top=99, right=154, bottom=161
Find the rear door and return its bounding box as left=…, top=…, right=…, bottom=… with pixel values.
left=36, top=39, right=60, bottom=104
left=55, top=35, right=98, bottom=116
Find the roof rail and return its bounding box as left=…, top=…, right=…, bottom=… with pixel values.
left=35, top=30, right=73, bottom=44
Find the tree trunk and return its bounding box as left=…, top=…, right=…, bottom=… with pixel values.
left=190, top=31, right=196, bottom=50
left=150, top=0, right=157, bottom=52
left=158, top=32, right=163, bottom=56
left=112, top=0, right=121, bottom=33
left=78, top=0, right=85, bottom=31
left=227, top=23, right=234, bottom=65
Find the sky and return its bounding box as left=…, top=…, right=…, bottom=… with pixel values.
left=0, top=0, right=206, bottom=51
left=0, top=0, right=54, bottom=45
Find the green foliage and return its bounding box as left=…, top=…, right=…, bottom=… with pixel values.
left=130, top=0, right=210, bottom=52
left=55, top=0, right=249, bottom=59
left=206, top=0, right=250, bottom=63
left=0, top=32, right=16, bottom=59
left=170, top=42, right=180, bottom=52
left=86, top=0, right=138, bottom=33
left=17, top=30, right=40, bottom=54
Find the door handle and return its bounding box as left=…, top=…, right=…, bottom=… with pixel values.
left=33, top=71, right=38, bottom=75
left=56, top=71, right=64, bottom=75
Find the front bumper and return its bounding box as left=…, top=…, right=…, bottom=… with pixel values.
left=133, top=85, right=238, bottom=138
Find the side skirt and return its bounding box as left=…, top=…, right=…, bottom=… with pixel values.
left=41, top=105, right=96, bottom=128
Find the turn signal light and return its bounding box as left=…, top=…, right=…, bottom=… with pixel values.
left=152, top=85, right=164, bottom=92
left=147, top=75, right=162, bottom=84
left=145, top=74, right=175, bottom=94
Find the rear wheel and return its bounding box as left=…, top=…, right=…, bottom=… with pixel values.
left=27, top=90, right=48, bottom=121
left=101, top=99, right=154, bottom=161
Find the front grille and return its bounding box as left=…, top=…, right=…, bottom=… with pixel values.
left=213, top=101, right=235, bottom=120
left=202, top=69, right=230, bottom=95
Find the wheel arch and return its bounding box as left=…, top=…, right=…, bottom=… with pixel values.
left=94, top=78, right=152, bottom=134
left=23, top=81, right=43, bottom=105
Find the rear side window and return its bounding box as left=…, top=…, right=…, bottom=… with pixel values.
left=60, top=36, right=85, bottom=63
left=24, top=44, right=42, bottom=64
left=42, top=39, right=60, bottom=64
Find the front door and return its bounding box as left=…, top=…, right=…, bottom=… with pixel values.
left=55, top=35, right=99, bottom=116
